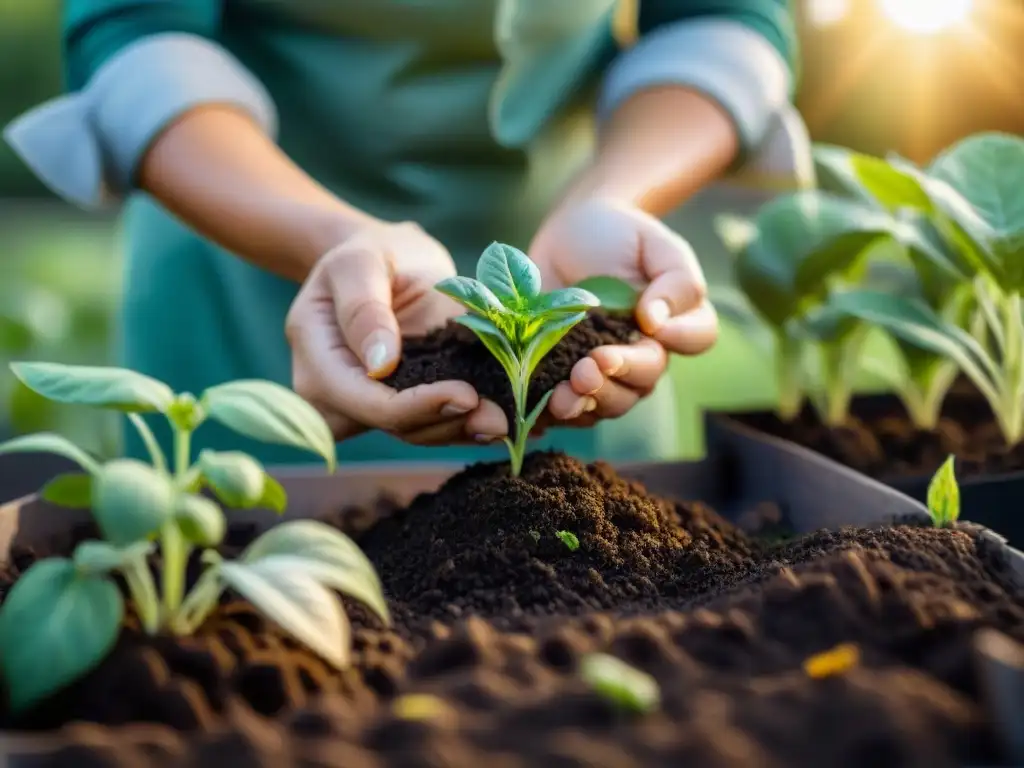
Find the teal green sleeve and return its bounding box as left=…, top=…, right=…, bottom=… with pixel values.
left=63, top=0, right=222, bottom=90
left=638, top=0, right=798, bottom=83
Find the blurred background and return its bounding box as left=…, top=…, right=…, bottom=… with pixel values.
left=0, top=0, right=1021, bottom=460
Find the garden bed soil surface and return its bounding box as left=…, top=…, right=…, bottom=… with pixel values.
left=3, top=453, right=1024, bottom=768
left=735, top=392, right=1024, bottom=483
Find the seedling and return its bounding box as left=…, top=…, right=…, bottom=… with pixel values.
left=715, top=191, right=943, bottom=425
left=819, top=134, right=1024, bottom=444
left=926, top=455, right=960, bottom=528
left=580, top=652, right=659, bottom=714
left=556, top=530, right=579, bottom=551
left=0, top=362, right=388, bottom=713
left=436, top=242, right=600, bottom=475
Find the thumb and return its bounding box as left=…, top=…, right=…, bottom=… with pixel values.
left=324, top=245, right=401, bottom=379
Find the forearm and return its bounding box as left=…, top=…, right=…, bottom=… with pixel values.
left=563, top=87, right=739, bottom=217
left=139, top=106, right=377, bottom=282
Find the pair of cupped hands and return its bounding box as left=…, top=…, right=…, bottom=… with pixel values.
left=286, top=198, right=718, bottom=446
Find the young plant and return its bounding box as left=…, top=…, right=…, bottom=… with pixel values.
left=555, top=530, right=579, bottom=551
left=927, top=454, right=960, bottom=528
left=715, top=191, right=937, bottom=425
left=0, top=362, right=388, bottom=713
left=436, top=242, right=600, bottom=475
left=818, top=133, right=1024, bottom=444
left=580, top=652, right=660, bottom=714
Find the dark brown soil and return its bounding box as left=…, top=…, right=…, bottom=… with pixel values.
left=383, top=311, right=642, bottom=423
left=736, top=391, right=1024, bottom=482
left=3, top=454, right=1024, bottom=767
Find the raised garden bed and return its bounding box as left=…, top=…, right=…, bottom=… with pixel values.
left=1, top=445, right=1022, bottom=766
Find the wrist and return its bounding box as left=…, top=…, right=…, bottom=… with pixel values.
left=298, top=202, right=383, bottom=274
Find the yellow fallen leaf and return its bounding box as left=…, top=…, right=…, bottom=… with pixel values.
left=802, top=643, right=860, bottom=679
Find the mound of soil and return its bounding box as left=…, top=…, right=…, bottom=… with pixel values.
left=383, top=311, right=641, bottom=423
left=736, top=392, right=1024, bottom=482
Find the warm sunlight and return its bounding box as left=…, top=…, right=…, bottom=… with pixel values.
left=878, top=0, right=974, bottom=35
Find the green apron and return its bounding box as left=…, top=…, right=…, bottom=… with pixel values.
left=121, top=0, right=680, bottom=466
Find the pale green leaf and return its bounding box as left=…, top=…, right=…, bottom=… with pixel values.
left=713, top=213, right=759, bottom=253
left=531, top=286, right=601, bottom=314
left=0, top=432, right=100, bottom=475
left=220, top=559, right=351, bottom=668
left=40, top=472, right=93, bottom=508
left=242, top=520, right=386, bottom=622
left=174, top=493, right=226, bottom=547
left=92, top=460, right=176, bottom=546
left=199, top=450, right=266, bottom=508
left=0, top=559, right=123, bottom=712
left=849, top=153, right=933, bottom=210
left=435, top=276, right=506, bottom=316
left=580, top=653, right=659, bottom=714
left=72, top=540, right=154, bottom=575
left=522, top=389, right=555, bottom=437
left=259, top=475, right=288, bottom=514
left=556, top=530, right=579, bottom=551
left=567, top=277, right=635, bottom=312
left=926, top=454, right=960, bottom=527
left=454, top=314, right=519, bottom=382
left=10, top=362, right=174, bottom=412
left=201, top=380, right=336, bottom=472
left=521, top=312, right=587, bottom=381
left=475, top=242, right=541, bottom=305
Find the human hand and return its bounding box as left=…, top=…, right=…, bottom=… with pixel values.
left=286, top=221, right=507, bottom=444
left=528, top=198, right=718, bottom=428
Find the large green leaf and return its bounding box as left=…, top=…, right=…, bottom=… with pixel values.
left=434, top=276, right=506, bottom=316
left=0, top=432, right=100, bottom=475
left=201, top=380, right=336, bottom=472
left=531, top=286, right=601, bottom=315
left=736, top=192, right=894, bottom=325
left=10, top=362, right=174, bottom=412
left=475, top=242, right=541, bottom=306
left=243, top=520, right=387, bottom=623
left=521, top=312, right=587, bottom=381
left=220, top=559, right=351, bottom=668
left=849, top=153, right=933, bottom=210
left=0, top=559, right=123, bottom=712
left=828, top=290, right=997, bottom=397
left=92, top=460, right=177, bottom=546
left=454, top=314, right=519, bottom=383
left=811, top=145, right=879, bottom=204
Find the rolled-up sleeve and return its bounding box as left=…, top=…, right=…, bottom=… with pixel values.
left=3, top=1, right=277, bottom=210
left=598, top=0, right=798, bottom=162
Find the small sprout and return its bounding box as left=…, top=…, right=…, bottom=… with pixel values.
left=528, top=529, right=541, bottom=544
left=927, top=454, right=960, bottom=528
left=391, top=693, right=451, bottom=721
left=580, top=653, right=660, bottom=714
left=0, top=362, right=386, bottom=713
left=802, top=643, right=860, bottom=679
left=556, top=530, right=579, bottom=551
left=435, top=242, right=600, bottom=476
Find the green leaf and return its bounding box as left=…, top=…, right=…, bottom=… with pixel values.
left=475, top=242, right=541, bottom=306
left=0, top=432, right=101, bottom=475
left=736, top=192, right=895, bottom=326
left=434, top=276, right=506, bottom=316
left=199, top=450, right=266, bottom=508
left=579, top=653, right=660, bottom=714
left=243, top=520, right=388, bottom=624
left=259, top=475, right=288, bottom=514
left=926, top=454, right=960, bottom=527
left=92, top=460, right=177, bottom=546
left=827, top=290, right=999, bottom=400
left=567, top=277, right=635, bottom=312
left=72, top=540, right=154, bottom=576
left=454, top=314, right=519, bottom=382
left=555, top=530, right=579, bottom=551
left=811, top=145, right=878, bottom=204
left=849, top=153, right=933, bottom=210
left=521, top=312, right=587, bottom=381
left=0, top=559, right=123, bottom=712
left=531, top=286, right=602, bottom=315
left=174, top=493, right=226, bottom=547
left=10, top=362, right=174, bottom=412
left=220, top=559, right=352, bottom=668
left=40, top=473, right=93, bottom=508
left=201, top=380, right=336, bottom=472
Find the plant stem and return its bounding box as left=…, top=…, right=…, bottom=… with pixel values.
left=123, top=560, right=161, bottom=635
left=161, top=428, right=193, bottom=617
left=1000, top=291, right=1024, bottom=445
left=171, top=567, right=223, bottom=635
left=775, top=333, right=804, bottom=421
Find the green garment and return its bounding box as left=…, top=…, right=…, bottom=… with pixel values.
left=59, top=0, right=797, bottom=466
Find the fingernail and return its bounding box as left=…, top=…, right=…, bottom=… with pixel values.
left=601, top=351, right=625, bottom=377
left=363, top=335, right=395, bottom=376
left=646, top=300, right=671, bottom=329
left=441, top=403, right=472, bottom=418
left=583, top=396, right=598, bottom=413
left=565, top=398, right=588, bottom=420
left=474, top=433, right=499, bottom=444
